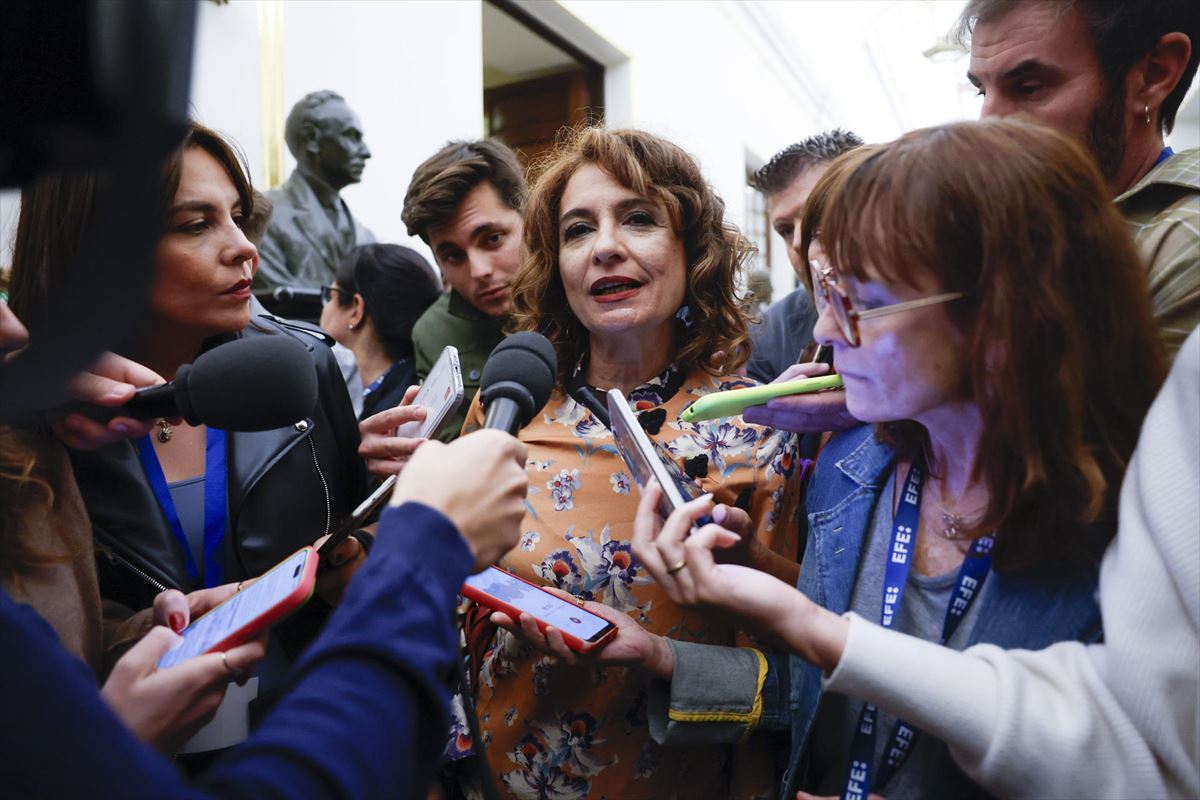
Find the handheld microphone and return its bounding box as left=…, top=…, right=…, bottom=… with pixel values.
left=64, top=335, right=318, bottom=432
left=480, top=332, right=557, bottom=435
left=318, top=333, right=557, bottom=565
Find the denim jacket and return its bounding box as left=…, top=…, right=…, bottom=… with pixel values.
left=649, top=425, right=1103, bottom=797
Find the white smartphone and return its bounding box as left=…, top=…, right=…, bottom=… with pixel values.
left=157, top=547, right=317, bottom=670
left=398, top=345, right=464, bottom=440
left=462, top=566, right=617, bottom=653
left=606, top=389, right=712, bottom=526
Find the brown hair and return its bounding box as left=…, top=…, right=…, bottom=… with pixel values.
left=0, top=431, right=66, bottom=582
left=510, top=127, right=753, bottom=385
left=8, top=121, right=253, bottom=325
left=801, top=117, right=1166, bottom=571
left=401, top=139, right=527, bottom=244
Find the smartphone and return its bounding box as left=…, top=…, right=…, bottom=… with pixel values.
left=462, top=566, right=617, bottom=653
left=157, top=547, right=318, bottom=670
left=607, top=389, right=713, bottom=527
left=397, top=345, right=464, bottom=440
left=679, top=374, right=843, bottom=424
left=318, top=347, right=466, bottom=564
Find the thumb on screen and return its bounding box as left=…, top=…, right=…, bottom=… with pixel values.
left=116, top=626, right=182, bottom=677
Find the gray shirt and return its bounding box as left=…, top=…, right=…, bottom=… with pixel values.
left=807, top=472, right=992, bottom=799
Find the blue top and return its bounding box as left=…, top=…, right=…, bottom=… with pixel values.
left=0, top=502, right=471, bottom=798
left=763, top=426, right=1104, bottom=798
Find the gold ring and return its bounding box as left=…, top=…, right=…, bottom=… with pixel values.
left=221, top=651, right=237, bottom=676
left=666, top=559, right=687, bottom=575
left=574, top=596, right=586, bottom=608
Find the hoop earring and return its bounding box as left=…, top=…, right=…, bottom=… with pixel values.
left=1145, top=104, right=1152, bottom=125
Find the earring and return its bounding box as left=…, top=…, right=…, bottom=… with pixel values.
left=348, top=322, right=357, bottom=330
left=1145, top=104, right=1152, bottom=125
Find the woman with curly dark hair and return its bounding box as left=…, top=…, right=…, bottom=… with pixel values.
left=450, top=128, right=801, bottom=799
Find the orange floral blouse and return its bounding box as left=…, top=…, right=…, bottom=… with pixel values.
left=451, top=364, right=802, bottom=799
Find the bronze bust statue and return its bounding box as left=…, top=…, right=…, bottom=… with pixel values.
left=256, top=90, right=375, bottom=290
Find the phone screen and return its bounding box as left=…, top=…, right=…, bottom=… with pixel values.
left=400, top=346, right=463, bottom=439
left=608, top=390, right=708, bottom=523
left=464, top=568, right=612, bottom=642
left=158, top=549, right=310, bottom=669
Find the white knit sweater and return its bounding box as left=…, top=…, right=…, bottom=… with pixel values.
left=824, top=327, right=1200, bottom=799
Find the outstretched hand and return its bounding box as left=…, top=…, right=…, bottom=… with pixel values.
left=489, top=587, right=675, bottom=679
left=631, top=481, right=849, bottom=671
left=389, top=429, right=529, bottom=571
left=358, top=384, right=428, bottom=477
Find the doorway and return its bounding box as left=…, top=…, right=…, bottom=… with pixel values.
left=482, top=0, right=604, bottom=165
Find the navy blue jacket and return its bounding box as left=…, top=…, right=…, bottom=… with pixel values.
left=0, top=503, right=468, bottom=799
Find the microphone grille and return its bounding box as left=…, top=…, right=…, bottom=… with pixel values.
left=480, top=332, right=558, bottom=424
left=181, top=336, right=318, bottom=431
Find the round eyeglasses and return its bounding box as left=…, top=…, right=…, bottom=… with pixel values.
left=809, top=261, right=964, bottom=347
left=320, top=285, right=351, bottom=304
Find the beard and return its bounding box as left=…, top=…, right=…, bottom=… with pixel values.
left=1085, top=85, right=1127, bottom=182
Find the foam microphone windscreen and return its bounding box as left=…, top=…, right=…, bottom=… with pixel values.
left=176, top=336, right=318, bottom=431
left=479, top=332, right=557, bottom=427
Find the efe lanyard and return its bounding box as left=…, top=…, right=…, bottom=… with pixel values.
left=840, top=454, right=993, bottom=800
left=137, top=427, right=228, bottom=588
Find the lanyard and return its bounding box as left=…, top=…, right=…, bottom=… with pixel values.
left=137, top=428, right=228, bottom=588
left=362, top=359, right=403, bottom=399
left=840, top=455, right=993, bottom=800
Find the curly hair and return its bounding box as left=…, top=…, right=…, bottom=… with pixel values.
left=800, top=117, right=1167, bottom=571
left=509, top=127, right=754, bottom=386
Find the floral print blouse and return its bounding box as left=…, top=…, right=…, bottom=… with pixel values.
left=453, top=364, right=801, bottom=799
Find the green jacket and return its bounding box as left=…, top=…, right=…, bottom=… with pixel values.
left=411, top=290, right=505, bottom=441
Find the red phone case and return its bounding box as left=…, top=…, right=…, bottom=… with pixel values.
left=461, top=567, right=617, bottom=653
left=200, top=546, right=318, bottom=656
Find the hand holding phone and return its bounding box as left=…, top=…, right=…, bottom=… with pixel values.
left=607, top=389, right=713, bottom=528
left=463, top=567, right=617, bottom=653
left=157, top=547, right=317, bottom=670
left=395, top=345, right=464, bottom=440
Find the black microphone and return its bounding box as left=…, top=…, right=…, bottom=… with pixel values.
left=65, top=335, right=318, bottom=431
left=317, top=332, right=557, bottom=566
left=480, top=332, right=557, bottom=435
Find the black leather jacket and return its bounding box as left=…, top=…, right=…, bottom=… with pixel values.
left=73, top=316, right=368, bottom=614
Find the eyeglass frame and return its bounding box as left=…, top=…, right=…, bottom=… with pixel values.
left=320, top=284, right=352, bottom=304
left=809, top=260, right=964, bottom=347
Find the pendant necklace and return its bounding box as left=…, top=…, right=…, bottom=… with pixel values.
left=156, top=419, right=173, bottom=443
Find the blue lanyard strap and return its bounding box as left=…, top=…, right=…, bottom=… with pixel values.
left=841, top=456, right=994, bottom=800
left=137, top=428, right=228, bottom=588
left=362, top=359, right=404, bottom=398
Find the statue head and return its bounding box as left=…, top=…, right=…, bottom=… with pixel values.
left=284, top=90, right=371, bottom=191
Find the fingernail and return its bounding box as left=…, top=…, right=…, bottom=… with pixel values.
left=169, top=613, right=185, bottom=632
left=112, top=422, right=131, bottom=435
left=329, top=553, right=345, bottom=568
left=713, top=505, right=727, bottom=524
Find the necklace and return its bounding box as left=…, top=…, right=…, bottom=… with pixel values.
left=925, top=480, right=988, bottom=541
left=156, top=419, right=173, bottom=443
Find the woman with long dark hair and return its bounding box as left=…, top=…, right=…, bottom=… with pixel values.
left=319, top=243, right=441, bottom=419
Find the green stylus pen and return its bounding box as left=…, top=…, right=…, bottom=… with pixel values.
left=680, top=374, right=844, bottom=423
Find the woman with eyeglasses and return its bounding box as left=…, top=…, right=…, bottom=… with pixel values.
left=500, top=119, right=1168, bottom=799
left=319, top=244, right=442, bottom=420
